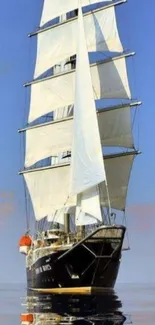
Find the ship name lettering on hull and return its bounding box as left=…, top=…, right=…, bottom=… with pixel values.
left=35, top=264, right=52, bottom=275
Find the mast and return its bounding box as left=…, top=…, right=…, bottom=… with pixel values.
left=50, top=12, right=76, bottom=232
left=19, top=0, right=141, bottom=230
left=54, top=11, right=77, bottom=232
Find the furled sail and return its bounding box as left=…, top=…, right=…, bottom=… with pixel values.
left=34, top=6, right=123, bottom=78
left=23, top=152, right=137, bottom=221
left=24, top=104, right=135, bottom=168
left=28, top=54, right=132, bottom=123
left=69, top=5, right=105, bottom=196
left=40, top=0, right=112, bottom=26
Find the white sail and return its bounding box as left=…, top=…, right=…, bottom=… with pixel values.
left=21, top=0, right=138, bottom=229
left=35, top=7, right=123, bottom=78
left=98, top=106, right=133, bottom=148
left=47, top=208, right=68, bottom=225
left=40, top=0, right=112, bottom=26
left=25, top=106, right=133, bottom=167
left=23, top=153, right=136, bottom=221
left=75, top=186, right=102, bottom=225
left=24, top=165, right=75, bottom=221
left=69, top=6, right=105, bottom=195
left=47, top=186, right=102, bottom=225
left=28, top=55, right=131, bottom=123
left=100, top=154, right=135, bottom=210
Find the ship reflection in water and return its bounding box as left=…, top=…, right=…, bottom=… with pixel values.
left=21, top=290, right=131, bottom=325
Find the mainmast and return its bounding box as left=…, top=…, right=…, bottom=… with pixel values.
left=52, top=11, right=76, bottom=233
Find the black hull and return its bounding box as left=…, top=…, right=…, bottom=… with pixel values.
left=27, top=226, right=125, bottom=290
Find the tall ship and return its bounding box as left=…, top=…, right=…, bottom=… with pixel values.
left=19, top=0, right=141, bottom=291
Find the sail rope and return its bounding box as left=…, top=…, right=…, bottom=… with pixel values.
left=20, top=130, right=30, bottom=231
left=21, top=38, right=33, bottom=233
left=22, top=178, right=30, bottom=231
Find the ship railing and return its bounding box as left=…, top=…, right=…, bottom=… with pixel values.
left=26, top=227, right=124, bottom=267
left=26, top=232, right=85, bottom=266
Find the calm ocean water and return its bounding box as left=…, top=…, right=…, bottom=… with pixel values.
left=0, top=283, right=154, bottom=325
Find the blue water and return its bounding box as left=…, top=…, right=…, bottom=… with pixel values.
left=0, top=283, right=154, bottom=325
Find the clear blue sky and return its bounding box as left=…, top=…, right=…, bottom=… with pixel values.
left=0, top=0, right=154, bottom=284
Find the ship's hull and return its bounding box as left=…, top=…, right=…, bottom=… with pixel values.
left=27, top=225, right=125, bottom=290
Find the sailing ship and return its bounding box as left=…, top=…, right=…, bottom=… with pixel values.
left=19, top=0, right=141, bottom=290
